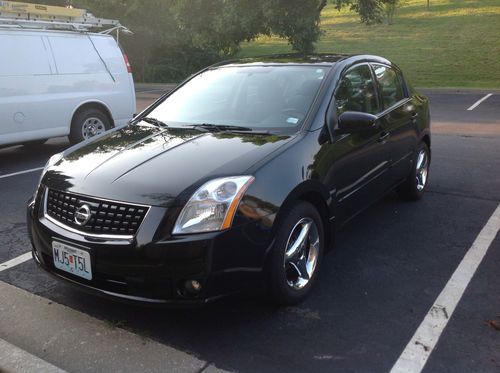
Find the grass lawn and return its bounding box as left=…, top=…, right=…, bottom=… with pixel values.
left=239, top=0, right=500, bottom=88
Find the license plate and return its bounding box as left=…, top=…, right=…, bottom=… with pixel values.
left=52, top=241, right=92, bottom=280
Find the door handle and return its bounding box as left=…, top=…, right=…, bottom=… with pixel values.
left=411, top=112, right=419, bottom=122
left=378, top=132, right=390, bottom=142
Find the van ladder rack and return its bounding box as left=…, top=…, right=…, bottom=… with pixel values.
left=0, top=1, right=131, bottom=34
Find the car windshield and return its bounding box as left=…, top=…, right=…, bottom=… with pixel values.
left=146, top=65, right=329, bottom=131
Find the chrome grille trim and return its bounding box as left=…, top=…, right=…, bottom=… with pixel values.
left=42, top=188, right=150, bottom=240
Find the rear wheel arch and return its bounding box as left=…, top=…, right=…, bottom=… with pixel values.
left=422, top=134, right=431, bottom=151
left=71, top=102, right=115, bottom=130
left=420, top=133, right=431, bottom=163
left=69, top=102, right=115, bottom=144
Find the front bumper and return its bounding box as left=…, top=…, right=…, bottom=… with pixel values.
left=27, top=196, right=273, bottom=305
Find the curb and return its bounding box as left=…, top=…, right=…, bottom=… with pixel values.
left=418, top=88, right=500, bottom=95
left=0, top=280, right=231, bottom=373
left=135, top=82, right=177, bottom=91
left=0, top=338, right=66, bottom=373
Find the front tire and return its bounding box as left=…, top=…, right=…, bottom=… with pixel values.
left=69, top=108, right=111, bottom=144
left=397, top=142, right=430, bottom=200
left=267, top=201, right=324, bottom=306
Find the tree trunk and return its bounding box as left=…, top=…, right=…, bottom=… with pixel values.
left=318, top=0, right=328, bottom=12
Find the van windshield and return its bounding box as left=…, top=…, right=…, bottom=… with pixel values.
left=146, top=65, right=329, bottom=131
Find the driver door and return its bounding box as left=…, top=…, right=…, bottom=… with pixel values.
left=324, top=64, right=392, bottom=223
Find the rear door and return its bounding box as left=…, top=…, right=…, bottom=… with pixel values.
left=371, top=64, right=417, bottom=185
left=325, top=64, right=391, bottom=222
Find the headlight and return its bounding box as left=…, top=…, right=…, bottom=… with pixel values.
left=173, top=176, right=254, bottom=234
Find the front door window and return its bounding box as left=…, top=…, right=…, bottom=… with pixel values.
left=335, top=64, right=380, bottom=116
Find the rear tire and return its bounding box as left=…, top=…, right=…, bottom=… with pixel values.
left=397, top=142, right=430, bottom=200
left=69, top=108, right=111, bottom=144
left=266, top=201, right=324, bottom=306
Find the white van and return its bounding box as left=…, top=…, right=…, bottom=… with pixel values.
left=0, top=28, right=136, bottom=147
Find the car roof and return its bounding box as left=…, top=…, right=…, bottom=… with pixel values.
left=212, top=53, right=392, bottom=68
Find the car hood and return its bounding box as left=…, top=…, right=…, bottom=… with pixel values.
left=43, top=124, right=293, bottom=207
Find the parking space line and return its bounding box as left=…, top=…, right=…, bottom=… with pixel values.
left=466, top=93, right=492, bottom=111
left=0, top=252, right=32, bottom=272
left=390, top=203, right=500, bottom=373
left=0, top=167, right=44, bottom=179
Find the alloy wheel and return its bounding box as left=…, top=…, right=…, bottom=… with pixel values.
left=284, top=217, right=320, bottom=290
left=415, top=148, right=429, bottom=192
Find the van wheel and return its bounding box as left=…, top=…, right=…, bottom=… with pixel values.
left=22, top=139, right=47, bottom=149
left=69, top=108, right=111, bottom=144
left=397, top=142, right=430, bottom=200
left=267, top=201, right=324, bottom=306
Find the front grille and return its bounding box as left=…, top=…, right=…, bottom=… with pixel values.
left=45, top=189, right=148, bottom=236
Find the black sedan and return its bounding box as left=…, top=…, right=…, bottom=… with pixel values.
left=27, top=54, right=430, bottom=305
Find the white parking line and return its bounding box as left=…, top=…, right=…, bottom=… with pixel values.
left=0, top=252, right=32, bottom=272
left=390, top=203, right=500, bottom=373
left=466, top=93, right=492, bottom=111
left=0, top=167, right=44, bottom=179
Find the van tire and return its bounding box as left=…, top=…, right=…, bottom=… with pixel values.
left=69, top=108, right=111, bottom=144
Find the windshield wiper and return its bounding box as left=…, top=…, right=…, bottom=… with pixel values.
left=140, top=117, right=169, bottom=128
left=195, top=123, right=253, bottom=132
left=191, top=123, right=270, bottom=134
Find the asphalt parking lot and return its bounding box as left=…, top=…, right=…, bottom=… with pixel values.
left=1, top=88, right=499, bottom=372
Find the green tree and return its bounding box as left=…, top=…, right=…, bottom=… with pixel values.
left=75, top=0, right=328, bottom=80
left=17, top=0, right=388, bottom=81
left=334, top=0, right=404, bottom=25
left=333, top=0, right=383, bottom=24
left=384, top=0, right=404, bottom=25
left=170, top=0, right=326, bottom=55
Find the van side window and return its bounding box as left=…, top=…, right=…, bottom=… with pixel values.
left=0, top=35, right=51, bottom=76
left=372, top=64, right=406, bottom=109
left=335, top=65, right=379, bottom=115
left=49, top=36, right=106, bottom=74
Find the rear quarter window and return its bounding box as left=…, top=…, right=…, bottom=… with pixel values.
left=0, top=34, right=51, bottom=76
left=49, top=35, right=106, bottom=74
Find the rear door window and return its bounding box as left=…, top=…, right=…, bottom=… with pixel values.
left=49, top=35, right=106, bottom=74
left=335, top=64, right=380, bottom=115
left=372, top=64, right=407, bottom=109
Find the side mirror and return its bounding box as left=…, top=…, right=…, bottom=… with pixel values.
left=337, top=111, right=378, bottom=134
